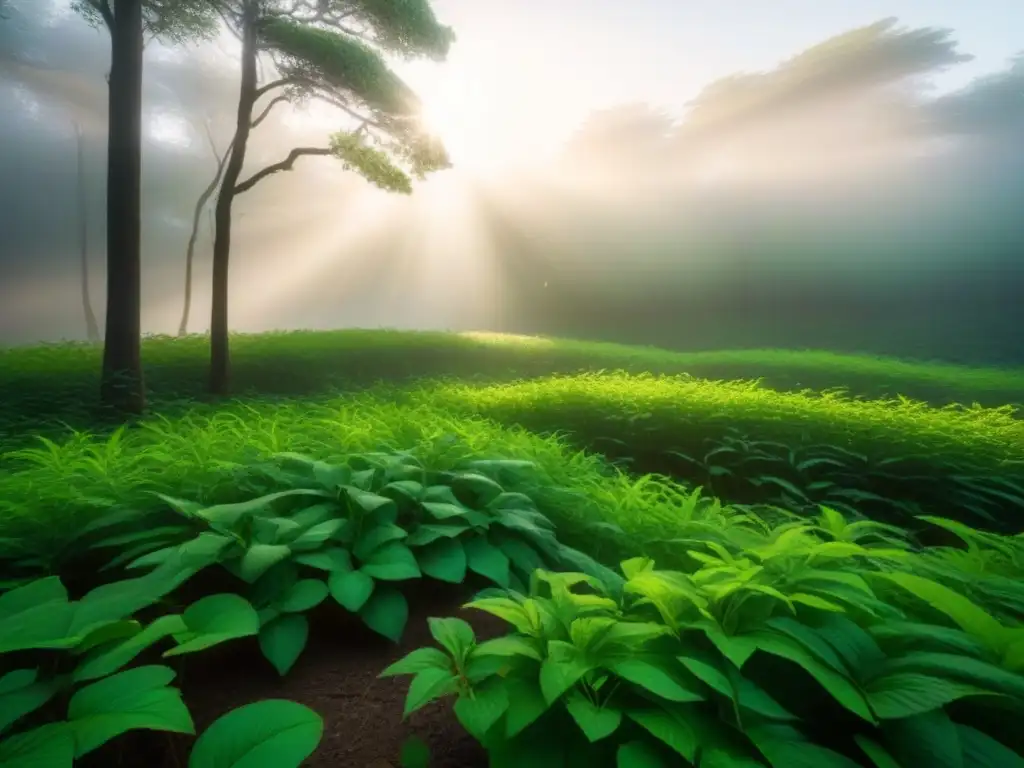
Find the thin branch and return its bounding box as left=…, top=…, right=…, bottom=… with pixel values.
left=254, top=77, right=297, bottom=99
left=252, top=95, right=289, bottom=128
left=234, top=146, right=333, bottom=195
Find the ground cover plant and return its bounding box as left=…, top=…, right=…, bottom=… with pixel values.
left=2, top=329, right=1023, bottom=765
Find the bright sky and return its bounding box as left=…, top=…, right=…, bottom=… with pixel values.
left=395, top=0, right=1023, bottom=172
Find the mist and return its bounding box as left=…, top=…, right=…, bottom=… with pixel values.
left=1, top=4, right=1022, bottom=365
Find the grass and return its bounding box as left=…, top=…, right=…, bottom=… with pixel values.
left=3, top=328, right=1024, bottom=766
left=2, top=330, right=1022, bottom=444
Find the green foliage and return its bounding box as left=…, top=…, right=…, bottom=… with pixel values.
left=71, top=0, right=218, bottom=43
left=385, top=557, right=1024, bottom=767
left=0, top=572, right=322, bottom=766
left=329, top=131, right=413, bottom=193
left=69, top=450, right=607, bottom=665
left=341, top=0, right=455, bottom=60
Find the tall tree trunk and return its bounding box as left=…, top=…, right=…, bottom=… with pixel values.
left=209, top=3, right=258, bottom=395
left=179, top=124, right=231, bottom=336
left=75, top=122, right=101, bottom=345
left=100, top=0, right=145, bottom=413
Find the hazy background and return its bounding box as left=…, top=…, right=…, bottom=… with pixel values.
left=1, top=0, right=1022, bottom=364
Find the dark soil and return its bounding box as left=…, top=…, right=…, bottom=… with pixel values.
left=86, top=581, right=507, bottom=768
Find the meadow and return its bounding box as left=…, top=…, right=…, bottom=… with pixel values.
left=1, top=330, right=1023, bottom=767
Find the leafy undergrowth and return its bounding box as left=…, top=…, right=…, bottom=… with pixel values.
left=424, top=373, right=1024, bottom=533
left=3, top=330, right=1024, bottom=766
left=389, top=538, right=1024, bottom=767
left=2, top=330, right=1022, bottom=443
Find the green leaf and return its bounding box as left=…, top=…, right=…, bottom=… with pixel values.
left=0, top=675, right=59, bottom=734
left=539, top=641, right=593, bottom=703
left=865, top=672, right=988, bottom=719
left=422, top=501, right=469, bottom=520
left=0, top=576, right=67, bottom=620
left=0, top=722, right=75, bottom=768
left=293, top=547, right=352, bottom=573
left=238, top=544, right=293, bottom=583
left=288, top=519, right=345, bottom=551
left=74, top=614, right=187, bottom=682
left=429, top=617, right=475, bottom=662
left=165, top=593, right=260, bottom=656
left=258, top=615, right=309, bottom=676
left=465, top=596, right=535, bottom=634
left=359, top=542, right=421, bottom=581
left=881, top=709, right=963, bottom=768
left=957, top=724, right=1024, bottom=768
left=278, top=580, right=329, bottom=613
left=345, top=488, right=397, bottom=518
left=0, top=669, right=37, bottom=695
left=328, top=570, right=375, bottom=612
left=417, top=538, right=467, bottom=583
left=188, top=699, right=323, bottom=768
left=747, top=723, right=863, bottom=768
left=610, top=659, right=704, bottom=703
left=405, top=523, right=469, bottom=547
left=399, top=736, right=431, bottom=768
left=353, top=523, right=409, bottom=561
left=473, top=635, right=542, bottom=662
left=627, top=703, right=700, bottom=762
left=380, top=647, right=453, bottom=677
left=876, top=572, right=1009, bottom=652
left=464, top=536, right=510, bottom=587
left=453, top=678, right=509, bottom=739
left=854, top=736, right=903, bottom=768
left=67, top=665, right=194, bottom=756
left=403, top=667, right=459, bottom=717
left=360, top=586, right=409, bottom=642
left=74, top=619, right=142, bottom=654
left=502, top=677, right=550, bottom=737
left=617, top=740, right=668, bottom=767
left=565, top=689, right=622, bottom=742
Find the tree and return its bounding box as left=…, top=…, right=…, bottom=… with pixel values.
left=206, top=0, right=453, bottom=395
left=72, top=0, right=217, bottom=413
left=179, top=121, right=232, bottom=336
left=74, top=121, right=102, bottom=344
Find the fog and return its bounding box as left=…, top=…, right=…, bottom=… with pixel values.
left=1, top=4, right=1022, bottom=364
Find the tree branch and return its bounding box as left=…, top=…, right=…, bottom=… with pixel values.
left=88, top=0, right=114, bottom=30
left=234, top=146, right=333, bottom=195
left=254, top=77, right=297, bottom=99
left=252, top=95, right=289, bottom=128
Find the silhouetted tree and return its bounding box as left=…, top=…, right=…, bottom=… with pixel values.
left=72, top=0, right=216, bottom=413
left=206, top=0, right=453, bottom=394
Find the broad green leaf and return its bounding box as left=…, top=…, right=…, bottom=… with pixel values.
left=416, top=538, right=467, bottom=584
left=258, top=615, right=309, bottom=676
left=876, top=572, right=1009, bottom=652
left=747, top=723, right=863, bottom=768
left=882, top=652, right=1024, bottom=699
left=0, top=576, right=67, bottom=620
left=74, top=614, right=187, bottom=682
left=540, top=641, right=593, bottom=703
left=0, top=722, right=75, bottom=768
left=865, top=672, right=988, bottom=719
left=288, top=519, right=345, bottom=551
left=565, top=689, right=622, bottom=742
left=465, top=597, right=535, bottom=634
left=380, top=647, right=453, bottom=677
left=403, top=667, right=459, bottom=717
left=464, top=536, right=510, bottom=587
left=200, top=490, right=327, bottom=528
left=188, top=699, right=323, bottom=768
left=359, top=542, right=421, bottom=581
left=405, top=523, right=469, bottom=547
left=399, top=735, right=431, bottom=768
left=429, top=617, right=475, bottom=662
left=238, top=544, right=293, bottom=583
left=0, top=669, right=37, bottom=694
left=328, top=570, right=375, bottom=612
left=345, top=488, right=397, bottom=518
left=278, top=579, right=329, bottom=613
left=353, top=523, right=409, bottom=561
left=360, top=586, right=409, bottom=642
left=617, top=740, right=668, bottom=767
left=627, top=703, right=700, bottom=761
left=74, top=619, right=142, bottom=654
left=621, top=557, right=656, bottom=580
left=0, top=676, right=59, bottom=734
left=453, top=678, right=509, bottom=739
left=473, top=635, right=542, bottom=662
left=502, top=677, right=550, bottom=737
left=293, top=547, right=352, bottom=573
left=881, top=709, right=963, bottom=768
left=421, top=501, right=469, bottom=520
left=67, top=665, right=194, bottom=756
left=610, top=659, right=704, bottom=703
left=165, top=593, right=260, bottom=656
left=855, top=736, right=903, bottom=768
left=957, top=724, right=1024, bottom=768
